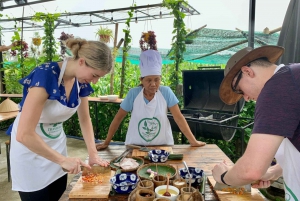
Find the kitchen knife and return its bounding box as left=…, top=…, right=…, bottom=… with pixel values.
left=214, top=182, right=252, bottom=193
left=113, top=148, right=132, bottom=163
left=81, top=165, right=111, bottom=176
left=127, top=144, right=151, bottom=152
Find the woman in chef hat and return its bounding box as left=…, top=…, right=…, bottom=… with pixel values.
left=96, top=31, right=205, bottom=150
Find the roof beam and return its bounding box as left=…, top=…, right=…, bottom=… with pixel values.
left=135, top=9, right=157, bottom=20
left=56, top=18, right=80, bottom=27
left=0, top=0, right=55, bottom=10
left=91, top=13, right=116, bottom=24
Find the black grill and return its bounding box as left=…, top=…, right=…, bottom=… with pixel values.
left=167, top=68, right=253, bottom=142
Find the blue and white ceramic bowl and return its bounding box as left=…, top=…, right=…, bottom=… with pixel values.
left=179, top=167, right=204, bottom=185
left=110, top=172, right=139, bottom=194
left=148, top=149, right=170, bottom=163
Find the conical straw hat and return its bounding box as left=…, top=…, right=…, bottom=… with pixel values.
left=0, top=98, right=19, bottom=112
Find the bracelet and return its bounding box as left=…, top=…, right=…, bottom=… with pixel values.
left=221, top=171, right=230, bottom=186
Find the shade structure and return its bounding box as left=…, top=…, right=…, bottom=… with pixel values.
left=277, top=0, right=300, bottom=64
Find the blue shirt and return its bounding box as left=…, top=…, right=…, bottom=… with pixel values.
left=6, top=62, right=94, bottom=135
left=120, top=86, right=179, bottom=112
left=18, top=62, right=94, bottom=110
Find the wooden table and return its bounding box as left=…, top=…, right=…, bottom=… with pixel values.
left=0, top=94, right=23, bottom=98
left=59, top=144, right=266, bottom=201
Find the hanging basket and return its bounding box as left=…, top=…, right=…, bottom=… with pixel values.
left=32, top=38, right=42, bottom=46
left=99, top=34, right=111, bottom=43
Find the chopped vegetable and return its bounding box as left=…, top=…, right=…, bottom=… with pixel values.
left=81, top=172, right=103, bottom=184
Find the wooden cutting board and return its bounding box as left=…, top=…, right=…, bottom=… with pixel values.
left=69, top=170, right=115, bottom=198
left=207, top=176, right=267, bottom=200
left=132, top=146, right=173, bottom=157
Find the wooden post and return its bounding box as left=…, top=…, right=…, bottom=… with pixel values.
left=120, top=33, right=128, bottom=99
left=110, top=23, right=119, bottom=95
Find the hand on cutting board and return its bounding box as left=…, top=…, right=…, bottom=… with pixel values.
left=212, top=160, right=231, bottom=183
left=61, top=157, right=90, bottom=174
left=89, top=153, right=109, bottom=167
left=96, top=142, right=109, bottom=150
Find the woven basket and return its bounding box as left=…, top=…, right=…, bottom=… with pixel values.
left=137, top=163, right=177, bottom=180
left=110, top=156, right=144, bottom=172
left=128, top=187, right=137, bottom=201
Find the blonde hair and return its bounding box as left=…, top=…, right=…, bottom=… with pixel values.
left=65, top=38, right=112, bottom=72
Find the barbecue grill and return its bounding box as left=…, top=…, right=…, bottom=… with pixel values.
left=167, top=67, right=253, bottom=143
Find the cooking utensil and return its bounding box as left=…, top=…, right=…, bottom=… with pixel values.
left=113, top=148, right=131, bottom=163
left=213, top=182, right=251, bottom=192
left=81, top=165, right=111, bottom=176
left=182, top=161, right=192, bottom=191
left=163, top=173, right=171, bottom=196
left=127, top=144, right=151, bottom=152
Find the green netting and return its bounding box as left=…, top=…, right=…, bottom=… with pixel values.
left=116, top=28, right=280, bottom=65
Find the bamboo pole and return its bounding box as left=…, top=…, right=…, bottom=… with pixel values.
left=236, top=27, right=268, bottom=46
left=268, top=27, right=282, bottom=35
left=186, top=24, right=207, bottom=37
left=188, top=39, right=248, bottom=61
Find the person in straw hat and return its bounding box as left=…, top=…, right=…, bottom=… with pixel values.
left=96, top=47, right=205, bottom=150
left=7, top=38, right=112, bottom=201
left=212, top=45, right=300, bottom=200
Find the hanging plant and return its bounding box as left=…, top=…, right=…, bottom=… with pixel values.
left=32, top=12, right=60, bottom=62
left=95, top=26, right=114, bottom=43
left=139, top=31, right=157, bottom=51
left=58, top=31, right=74, bottom=58
left=32, top=32, right=42, bottom=46
left=10, top=28, right=29, bottom=58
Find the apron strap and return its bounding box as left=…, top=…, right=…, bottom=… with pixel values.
left=58, top=58, right=68, bottom=86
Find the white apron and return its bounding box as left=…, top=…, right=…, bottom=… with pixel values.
left=10, top=59, right=81, bottom=192
left=125, top=88, right=174, bottom=145
left=275, top=138, right=300, bottom=200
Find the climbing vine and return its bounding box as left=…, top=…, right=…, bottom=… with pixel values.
left=119, top=3, right=135, bottom=98
left=32, top=12, right=60, bottom=62
left=163, top=0, right=187, bottom=94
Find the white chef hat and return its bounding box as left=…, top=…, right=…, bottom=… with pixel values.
left=139, top=50, right=162, bottom=77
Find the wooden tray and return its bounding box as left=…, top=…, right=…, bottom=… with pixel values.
left=132, top=146, right=173, bottom=157
left=69, top=170, right=115, bottom=198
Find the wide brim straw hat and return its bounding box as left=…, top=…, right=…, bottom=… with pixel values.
left=219, top=45, right=284, bottom=105
left=0, top=98, right=19, bottom=112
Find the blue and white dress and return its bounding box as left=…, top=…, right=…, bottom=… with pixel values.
left=9, top=60, right=93, bottom=192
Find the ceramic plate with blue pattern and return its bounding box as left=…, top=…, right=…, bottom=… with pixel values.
left=110, top=172, right=139, bottom=194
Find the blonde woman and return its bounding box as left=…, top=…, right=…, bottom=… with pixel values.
left=8, top=38, right=112, bottom=201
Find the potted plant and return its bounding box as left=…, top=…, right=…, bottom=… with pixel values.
left=95, top=26, right=114, bottom=43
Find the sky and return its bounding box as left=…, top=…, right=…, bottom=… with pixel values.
left=0, top=0, right=290, bottom=49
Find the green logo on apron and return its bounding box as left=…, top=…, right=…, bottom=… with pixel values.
left=138, top=117, right=161, bottom=142
left=40, top=122, right=63, bottom=139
